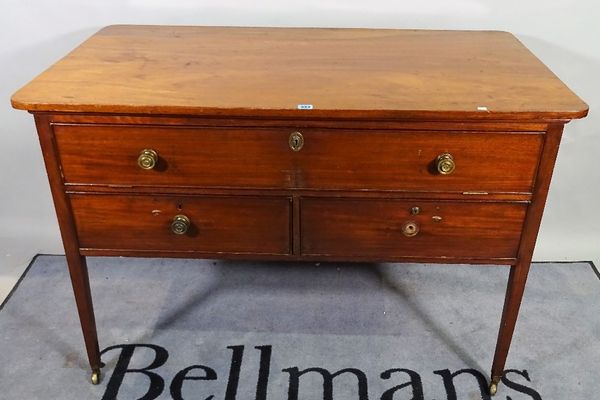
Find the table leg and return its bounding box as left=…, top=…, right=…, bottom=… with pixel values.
left=66, top=253, right=102, bottom=384
left=34, top=115, right=103, bottom=383
left=489, top=261, right=532, bottom=395
left=487, top=123, right=564, bottom=395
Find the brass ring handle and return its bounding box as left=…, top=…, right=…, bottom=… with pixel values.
left=289, top=131, right=304, bottom=152
left=171, top=214, right=191, bottom=235
left=138, top=149, right=158, bottom=170
left=402, top=221, right=420, bottom=237
left=436, top=153, right=455, bottom=175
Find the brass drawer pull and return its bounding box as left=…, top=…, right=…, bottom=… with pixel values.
left=171, top=214, right=191, bottom=235
left=289, top=131, right=304, bottom=152
left=402, top=221, right=420, bottom=237
left=436, top=152, right=455, bottom=175
left=138, top=149, right=158, bottom=170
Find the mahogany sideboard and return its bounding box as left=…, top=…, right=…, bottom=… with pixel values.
left=11, top=25, right=588, bottom=395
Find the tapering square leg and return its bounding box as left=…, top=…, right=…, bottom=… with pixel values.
left=65, top=253, right=102, bottom=384
left=489, top=261, right=532, bottom=395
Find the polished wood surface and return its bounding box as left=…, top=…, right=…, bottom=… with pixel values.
left=47, top=113, right=552, bottom=131
left=490, top=123, right=565, bottom=386
left=70, top=194, right=291, bottom=255
left=301, top=199, right=526, bottom=259
left=54, top=124, right=542, bottom=192
left=34, top=114, right=102, bottom=377
left=12, top=25, right=588, bottom=120
left=285, top=130, right=541, bottom=193
left=12, top=26, right=588, bottom=394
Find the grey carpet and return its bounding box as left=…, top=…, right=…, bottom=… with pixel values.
left=0, top=255, right=598, bottom=400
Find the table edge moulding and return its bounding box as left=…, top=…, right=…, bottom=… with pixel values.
left=11, top=25, right=588, bottom=396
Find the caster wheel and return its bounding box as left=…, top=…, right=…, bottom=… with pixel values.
left=91, top=370, right=101, bottom=385
left=489, top=382, right=498, bottom=396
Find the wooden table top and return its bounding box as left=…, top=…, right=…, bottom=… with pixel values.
left=11, top=25, right=588, bottom=120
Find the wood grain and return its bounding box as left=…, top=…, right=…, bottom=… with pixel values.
left=70, top=194, right=292, bottom=255
left=53, top=124, right=542, bottom=193
left=301, top=198, right=527, bottom=259
left=48, top=114, right=552, bottom=132
left=33, top=115, right=102, bottom=376
left=12, top=25, right=588, bottom=120
left=14, top=26, right=589, bottom=392
left=490, top=123, right=566, bottom=385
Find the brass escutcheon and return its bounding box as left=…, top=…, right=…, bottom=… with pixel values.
left=402, top=221, right=420, bottom=237
left=138, top=149, right=158, bottom=170
left=171, top=214, right=190, bottom=235
left=289, top=131, right=304, bottom=152
left=436, top=152, right=455, bottom=175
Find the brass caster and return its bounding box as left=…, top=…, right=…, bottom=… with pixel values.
left=489, top=382, right=498, bottom=396
left=91, top=370, right=101, bottom=385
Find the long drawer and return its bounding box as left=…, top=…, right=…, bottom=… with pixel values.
left=54, top=124, right=542, bottom=193
left=70, top=194, right=292, bottom=255
left=301, top=198, right=527, bottom=260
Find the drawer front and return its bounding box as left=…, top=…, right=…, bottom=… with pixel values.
left=70, top=194, right=291, bottom=255
left=55, top=124, right=542, bottom=193
left=54, top=125, right=295, bottom=188
left=301, top=199, right=527, bottom=259
left=297, top=130, right=542, bottom=193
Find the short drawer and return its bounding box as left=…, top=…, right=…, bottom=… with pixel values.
left=54, top=124, right=296, bottom=189
left=54, top=124, right=542, bottom=193
left=70, top=194, right=291, bottom=255
left=296, top=130, right=542, bottom=193
left=301, top=198, right=527, bottom=260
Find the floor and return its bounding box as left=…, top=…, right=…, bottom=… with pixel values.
left=2, top=230, right=597, bottom=305
left=1, top=255, right=598, bottom=399
left=0, top=229, right=63, bottom=303
left=2, top=249, right=598, bottom=305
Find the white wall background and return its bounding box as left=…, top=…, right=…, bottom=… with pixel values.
left=1, top=1, right=598, bottom=288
